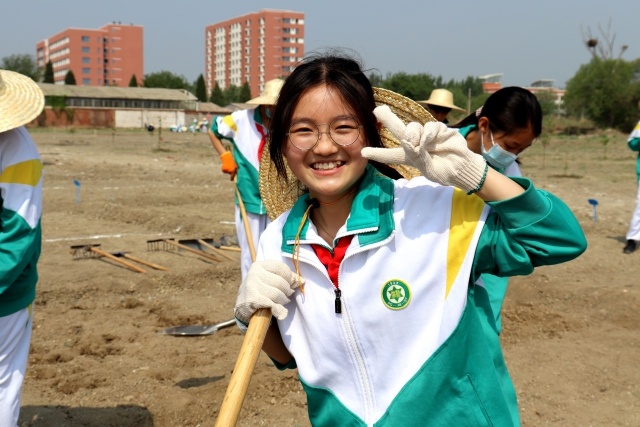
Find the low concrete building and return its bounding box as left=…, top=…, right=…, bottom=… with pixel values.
left=35, top=84, right=232, bottom=129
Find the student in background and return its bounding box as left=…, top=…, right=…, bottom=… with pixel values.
left=623, top=102, right=640, bottom=254
left=207, top=79, right=284, bottom=279
left=0, top=69, right=45, bottom=427
left=417, top=88, right=465, bottom=123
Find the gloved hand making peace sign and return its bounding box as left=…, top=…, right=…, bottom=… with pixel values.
left=362, top=105, right=489, bottom=195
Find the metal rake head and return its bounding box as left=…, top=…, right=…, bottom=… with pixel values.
left=70, top=243, right=101, bottom=259
left=146, top=239, right=175, bottom=252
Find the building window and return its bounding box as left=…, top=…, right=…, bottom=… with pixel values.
left=82, top=47, right=90, bottom=53
left=81, top=36, right=90, bottom=42
left=82, top=57, right=90, bottom=64
left=83, top=78, right=91, bottom=85
left=82, top=68, right=91, bottom=74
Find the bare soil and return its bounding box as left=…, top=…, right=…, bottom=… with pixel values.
left=17, top=127, right=640, bottom=426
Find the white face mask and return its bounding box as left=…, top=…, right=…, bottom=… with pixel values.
left=480, top=130, right=518, bottom=169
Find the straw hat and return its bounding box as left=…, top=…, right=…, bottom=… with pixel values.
left=247, top=79, right=285, bottom=106
left=259, top=87, right=435, bottom=220
left=0, top=69, right=45, bottom=133
left=417, top=88, right=465, bottom=112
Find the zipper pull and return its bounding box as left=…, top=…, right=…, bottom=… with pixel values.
left=334, top=289, right=342, bottom=314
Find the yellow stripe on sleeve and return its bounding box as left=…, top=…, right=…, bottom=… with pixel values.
left=446, top=189, right=485, bottom=298
left=221, top=115, right=238, bottom=133
left=0, top=159, right=43, bottom=186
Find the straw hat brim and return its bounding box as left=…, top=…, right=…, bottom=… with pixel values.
left=247, top=79, right=284, bottom=105
left=417, top=99, right=465, bottom=112
left=0, top=70, right=45, bottom=133
left=259, top=87, right=435, bottom=221
left=246, top=95, right=278, bottom=106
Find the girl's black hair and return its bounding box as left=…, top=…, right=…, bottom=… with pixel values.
left=269, top=50, right=401, bottom=180
left=450, top=86, right=543, bottom=137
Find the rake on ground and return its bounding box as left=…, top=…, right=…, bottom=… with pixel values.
left=146, top=238, right=222, bottom=262
left=70, top=243, right=146, bottom=273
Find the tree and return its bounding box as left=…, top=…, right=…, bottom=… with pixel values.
left=224, top=84, right=240, bottom=104
left=43, top=61, right=54, bottom=83
left=209, top=81, right=225, bottom=106
left=564, top=58, right=640, bottom=131
left=129, top=74, right=138, bottom=87
left=194, top=74, right=207, bottom=102
left=535, top=91, right=559, bottom=117
left=1, top=54, right=40, bottom=81
left=581, top=19, right=628, bottom=61
left=64, top=70, right=76, bottom=85
left=239, top=81, right=252, bottom=103
left=382, top=72, right=438, bottom=101
left=143, top=70, right=192, bottom=91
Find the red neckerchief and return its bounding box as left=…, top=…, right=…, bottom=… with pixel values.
left=255, top=121, right=266, bottom=162
left=311, top=235, right=354, bottom=290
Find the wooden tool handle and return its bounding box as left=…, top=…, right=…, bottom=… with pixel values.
left=163, top=239, right=221, bottom=262
left=197, top=239, right=234, bottom=261
left=123, top=254, right=169, bottom=271
left=214, top=308, right=272, bottom=426
left=91, top=247, right=146, bottom=273
left=215, top=180, right=266, bottom=426
left=235, top=184, right=257, bottom=262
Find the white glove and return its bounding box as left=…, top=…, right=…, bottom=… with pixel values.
left=362, top=105, right=488, bottom=194
left=234, top=260, right=303, bottom=324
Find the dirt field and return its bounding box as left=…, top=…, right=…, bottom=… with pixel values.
left=15, top=127, right=640, bottom=426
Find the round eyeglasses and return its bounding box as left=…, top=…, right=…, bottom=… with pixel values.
left=287, top=117, right=363, bottom=151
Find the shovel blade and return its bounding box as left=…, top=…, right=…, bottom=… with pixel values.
left=161, top=318, right=236, bottom=336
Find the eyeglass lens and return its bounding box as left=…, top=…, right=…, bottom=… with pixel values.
left=288, top=117, right=361, bottom=150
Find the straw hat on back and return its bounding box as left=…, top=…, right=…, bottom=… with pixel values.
left=0, top=69, right=45, bottom=133
left=259, top=87, right=435, bottom=220
left=247, top=79, right=285, bottom=106
left=417, top=88, right=465, bottom=112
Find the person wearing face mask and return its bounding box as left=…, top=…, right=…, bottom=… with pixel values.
left=207, top=78, right=284, bottom=280
left=450, top=86, right=542, bottom=332
left=449, top=86, right=543, bottom=419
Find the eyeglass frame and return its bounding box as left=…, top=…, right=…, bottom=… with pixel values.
left=286, top=116, right=364, bottom=151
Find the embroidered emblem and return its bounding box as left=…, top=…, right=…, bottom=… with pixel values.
left=381, top=279, right=411, bottom=310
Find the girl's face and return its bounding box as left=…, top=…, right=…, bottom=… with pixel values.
left=478, top=117, right=536, bottom=155
left=284, top=84, right=369, bottom=203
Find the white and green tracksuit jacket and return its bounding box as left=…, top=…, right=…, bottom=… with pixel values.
left=0, top=127, right=43, bottom=317
left=257, top=165, right=586, bottom=426
left=210, top=108, right=266, bottom=215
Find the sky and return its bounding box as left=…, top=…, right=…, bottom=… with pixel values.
left=2, top=0, right=638, bottom=90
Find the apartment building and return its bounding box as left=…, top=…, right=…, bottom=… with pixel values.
left=36, top=23, right=143, bottom=87
left=205, top=9, right=304, bottom=98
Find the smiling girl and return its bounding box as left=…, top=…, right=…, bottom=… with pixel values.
left=233, top=52, right=586, bottom=426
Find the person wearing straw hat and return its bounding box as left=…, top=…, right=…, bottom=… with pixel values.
left=623, top=101, right=640, bottom=254
left=207, top=79, right=284, bottom=280
left=233, top=52, right=586, bottom=425
left=0, top=69, right=44, bottom=426
left=417, top=88, right=465, bottom=124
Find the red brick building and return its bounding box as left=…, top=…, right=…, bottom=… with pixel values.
left=36, top=23, right=143, bottom=87
left=204, top=9, right=304, bottom=98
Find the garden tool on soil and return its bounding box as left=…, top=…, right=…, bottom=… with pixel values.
left=146, top=238, right=221, bottom=262
left=70, top=243, right=146, bottom=273
left=177, top=238, right=233, bottom=262
left=111, top=251, right=169, bottom=271
left=215, top=181, right=271, bottom=427
left=161, top=318, right=236, bottom=336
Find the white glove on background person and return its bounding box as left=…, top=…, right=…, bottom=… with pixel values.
left=362, top=105, right=488, bottom=194
left=234, top=260, right=303, bottom=325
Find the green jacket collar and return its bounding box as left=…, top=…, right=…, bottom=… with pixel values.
left=281, top=165, right=395, bottom=254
